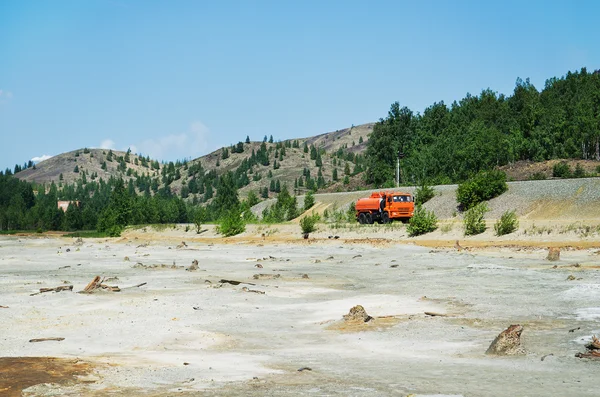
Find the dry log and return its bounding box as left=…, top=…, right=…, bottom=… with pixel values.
left=0, top=305, right=8, bottom=308
left=30, top=285, right=73, bottom=296
left=424, top=311, right=449, bottom=317
left=29, top=337, right=65, bottom=343
left=576, top=350, right=600, bottom=359
left=82, top=276, right=102, bottom=293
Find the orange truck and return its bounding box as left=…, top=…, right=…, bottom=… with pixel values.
left=355, top=191, right=415, bottom=224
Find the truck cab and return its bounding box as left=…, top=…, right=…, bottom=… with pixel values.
left=355, top=191, right=414, bottom=224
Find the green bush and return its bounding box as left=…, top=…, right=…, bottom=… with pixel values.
left=596, top=165, right=600, bottom=174
left=407, top=204, right=438, bottom=237
left=456, top=170, right=507, bottom=210
left=217, top=208, right=246, bottom=237
left=415, top=183, right=435, bottom=205
left=494, top=209, right=519, bottom=236
left=529, top=172, right=547, bottom=180
left=573, top=163, right=586, bottom=178
left=304, top=190, right=315, bottom=211
left=300, top=213, right=319, bottom=234
left=552, top=162, right=571, bottom=178
left=464, top=202, right=488, bottom=236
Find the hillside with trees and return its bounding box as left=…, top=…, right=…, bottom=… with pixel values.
left=366, top=67, right=600, bottom=186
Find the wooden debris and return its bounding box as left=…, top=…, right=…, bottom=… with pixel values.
left=540, top=353, right=554, bottom=361
left=586, top=335, right=600, bottom=350
left=352, top=255, right=362, bottom=259
left=30, top=285, right=73, bottom=296
left=569, top=327, right=581, bottom=333
left=253, top=273, right=280, bottom=280
left=242, top=287, right=265, bottom=294
left=176, top=241, right=188, bottom=249
left=424, top=311, right=449, bottom=317
left=219, top=279, right=255, bottom=286
left=29, top=337, right=65, bottom=343
left=0, top=305, right=8, bottom=309
left=58, top=265, right=71, bottom=269
left=79, top=276, right=120, bottom=293
left=131, top=282, right=147, bottom=288
left=297, top=367, right=312, bottom=372
left=255, top=264, right=263, bottom=268
left=455, top=240, right=464, bottom=251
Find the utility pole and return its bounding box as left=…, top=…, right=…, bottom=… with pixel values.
left=396, top=150, right=404, bottom=188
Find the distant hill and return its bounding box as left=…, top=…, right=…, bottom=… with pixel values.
left=15, top=123, right=375, bottom=200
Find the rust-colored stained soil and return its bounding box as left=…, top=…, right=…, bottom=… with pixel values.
left=0, top=357, right=93, bottom=396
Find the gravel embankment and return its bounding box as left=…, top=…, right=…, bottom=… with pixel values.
left=252, top=178, right=600, bottom=221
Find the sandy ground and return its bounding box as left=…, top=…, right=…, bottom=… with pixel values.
left=2, top=225, right=600, bottom=396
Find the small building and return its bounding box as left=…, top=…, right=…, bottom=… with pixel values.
left=57, top=201, right=81, bottom=212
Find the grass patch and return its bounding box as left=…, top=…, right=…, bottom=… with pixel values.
left=63, top=230, right=112, bottom=238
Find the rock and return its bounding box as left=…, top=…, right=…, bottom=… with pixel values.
left=486, top=324, right=525, bottom=355
left=343, top=305, right=372, bottom=323
left=547, top=247, right=560, bottom=261
left=124, top=256, right=130, bottom=262
left=566, top=274, right=576, bottom=281
left=186, top=259, right=199, bottom=271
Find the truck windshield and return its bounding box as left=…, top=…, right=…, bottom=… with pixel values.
left=392, top=195, right=412, bottom=202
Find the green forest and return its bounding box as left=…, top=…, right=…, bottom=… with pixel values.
left=366, top=67, right=600, bottom=185
left=1, top=67, right=599, bottom=234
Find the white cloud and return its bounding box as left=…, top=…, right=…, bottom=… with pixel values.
left=136, top=121, right=211, bottom=160
left=0, top=89, right=13, bottom=104
left=100, top=139, right=116, bottom=150
left=31, top=154, right=52, bottom=163
left=94, top=121, right=212, bottom=162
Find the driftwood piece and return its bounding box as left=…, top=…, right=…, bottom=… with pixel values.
left=220, top=279, right=256, bottom=286
left=29, top=337, right=65, bottom=343
left=242, top=287, right=265, bottom=294
left=0, top=305, right=8, bottom=308
left=424, top=311, right=449, bottom=317
left=486, top=324, right=525, bottom=355
left=82, top=276, right=102, bottom=293
left=132, top=282, right=147, bottom=288
left=30, top=285, right=73, bottom=296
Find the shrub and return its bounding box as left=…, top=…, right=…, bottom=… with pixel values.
left=494, top=209, right=519, bottom=236
left=464, top=202, right=488, bottom=236
left=415, top=183, right=435, bottom=205
left=456, top=170, right=507, bottom=210
left=596, top=165, right=600, bottom=174
left=407, top=204, right=438, bottom=237
left=529, top=172, right=547, bottom=180
left=217, top=208, right=245, bottom=237
left=552, top=162, right=571, bottom=178
left=300, top=213, right=319, bottom=234
left=304, top=190, right=315, bottom=211
left=573, top=163, right=586, bottom=178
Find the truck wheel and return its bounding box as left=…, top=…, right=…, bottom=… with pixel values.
left=365, top=213, right=373, bottom=224
left=358, top=213, right=366, bottom=224
left=382, top=212, right=390, bottom=224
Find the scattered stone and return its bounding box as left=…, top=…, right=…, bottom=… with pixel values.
left=186, top=259, right=199, bottom=271
left=326, top=256, right=334, bottom=260
left=58, top=265, right=71, bottom=269
left=343, top=305, right=372, bottom=323
left=255, top=264, right=263, bottom=268
left=486, top=324, right=525, bottom=355
left=124, top=256, right=130, bottom=262
left=73, top=237, right=84, bottom=246
left=352, top=255, right=362, bottom=259
left=297, top=367, right=312, bottom=372
left=176, top=241, right=188, bottom=249
left=390, top=264, right=399, bottom=268
left=303, top=233, right=309, bottom=240
left=569, top=327, right=581, bottom=333
left=313, top=259, right=321, bottom=263
left=334, top=236, right=340, bottom=239
left=547, top=247, right=560, bottom=261
left=566, top=274, right=576, bottom=281
left=66, top=248, right=70, bottom=252
left=301, top=274, right=309, bottom=279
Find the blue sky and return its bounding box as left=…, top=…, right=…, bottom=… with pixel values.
left=1, top=0, right=598, bottom=170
